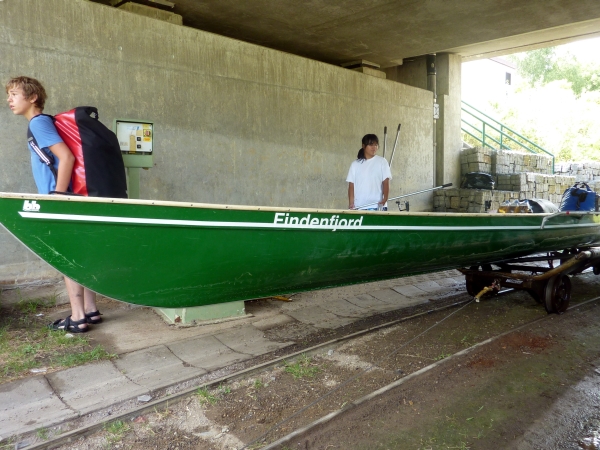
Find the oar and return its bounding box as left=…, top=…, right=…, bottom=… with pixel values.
left=354, top=183, right=452, bottom=210
left=382, top=126, right=387, bottom=159
left=388, top=123, right=401, bottom=170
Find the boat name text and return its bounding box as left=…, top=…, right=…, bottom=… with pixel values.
left=273, top=212, right=363, bottom=228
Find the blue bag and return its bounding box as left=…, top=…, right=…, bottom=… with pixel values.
left=559, top=182, right=596, bottom=212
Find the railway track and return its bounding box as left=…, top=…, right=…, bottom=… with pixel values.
left=20, top=272, right=600, bottom=449
left=262, top=294, right=600, bottom=450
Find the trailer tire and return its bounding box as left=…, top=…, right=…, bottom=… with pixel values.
left=544, top=275, right=571, bottom=314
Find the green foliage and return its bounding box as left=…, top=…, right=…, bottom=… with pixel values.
left=284, top=354, right=320, bottom=379
left=1, top=325, right=116, bottom=379
left=36, top=427, right=49, bottom=440
left=487, top=81, right=600, bottom=163
left=196, top=387, right=218, bottom=405
left=16, top=294, right=58, bottom=315
left=52, top=345, right=116, bottom=367
left=218, top=383, right=231, bottom=395
left=435, top=352, right=452, bottom=361
left=104, top=420, right=130, bottom=444
left=511, top=48, right=600, bottom=96
left=512, top=47, right=557, bottom=85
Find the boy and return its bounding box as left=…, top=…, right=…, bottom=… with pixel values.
left=6, top=76, right=102, bottom=332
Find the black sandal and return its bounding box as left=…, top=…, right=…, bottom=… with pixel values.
left=49, top=316, right=89, bottom=333
left=85, top=310, right=103, bottom=324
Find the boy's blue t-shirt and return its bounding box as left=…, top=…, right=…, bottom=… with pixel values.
left=28, top=115, right=62, bottom=194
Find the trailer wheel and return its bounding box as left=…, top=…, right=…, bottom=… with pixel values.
left=544, top=275, right=571, bottom=314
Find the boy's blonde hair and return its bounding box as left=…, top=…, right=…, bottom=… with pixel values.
left=5, top=76, right=47, bottom=110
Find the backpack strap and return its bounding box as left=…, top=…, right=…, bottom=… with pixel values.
left=27, top=115, right=58, bottom=181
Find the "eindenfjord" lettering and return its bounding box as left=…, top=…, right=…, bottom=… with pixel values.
left=273, top=213, right=363, bottom=228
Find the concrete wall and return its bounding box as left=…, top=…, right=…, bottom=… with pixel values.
left=0, top=0, right=435, bottom=285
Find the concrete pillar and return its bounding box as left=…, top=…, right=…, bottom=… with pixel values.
left=385, top=53, right=463, bottom=189
left=435, top=53, right=463, bottom=188
left=385, top=56, right=435, bottom=188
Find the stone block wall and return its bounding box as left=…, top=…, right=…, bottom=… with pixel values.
left=493, top=149, right=553, bottom=175
left=555, top=162, right=600, bottom=191
left=433, top=188, right=565, bottom=213
left=433, top=188, right=494, bottom=213
left=447, top=147, right=599, bottom=213
left=460, top=147, right=553, bottom=175
left=495, top=173, right=575, bottom=205
left=460, top=147, right=492, bottom=174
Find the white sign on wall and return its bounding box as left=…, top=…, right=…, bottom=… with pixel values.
left=115, top=120, right=153, bottom=154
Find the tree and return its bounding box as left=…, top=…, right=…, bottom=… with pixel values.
left=490, top=81, right=600, bottom=163
left=511, top=48, right=600, bottom=96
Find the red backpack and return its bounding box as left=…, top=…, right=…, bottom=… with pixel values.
left=27, top=106, right=128, bottom=198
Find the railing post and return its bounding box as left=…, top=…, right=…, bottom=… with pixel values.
left=482, top=123, right=486, bottom=149
left=500, top=124, right=503, bottom=149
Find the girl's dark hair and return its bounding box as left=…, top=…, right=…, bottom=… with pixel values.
left=357, top=134, right=379, bottom=161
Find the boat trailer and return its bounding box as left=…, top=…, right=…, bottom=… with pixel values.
left=459, top=247, right=600, bottom=314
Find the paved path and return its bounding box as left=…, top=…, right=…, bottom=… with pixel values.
left=0, top=270, right=465, bottom=440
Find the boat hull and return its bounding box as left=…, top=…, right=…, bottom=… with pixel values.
left=1, top=193, right=599, bottom=308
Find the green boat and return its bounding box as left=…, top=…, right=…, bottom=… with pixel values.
left=1, top=192, right=599, bottom=309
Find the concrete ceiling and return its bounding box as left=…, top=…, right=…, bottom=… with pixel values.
left=93, top=0, right=600, bottom=68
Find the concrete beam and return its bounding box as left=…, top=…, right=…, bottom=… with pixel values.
left=91, top=0, right=600, bottom=67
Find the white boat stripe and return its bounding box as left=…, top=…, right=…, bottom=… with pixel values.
left=17, top=211, right=600, bottom=232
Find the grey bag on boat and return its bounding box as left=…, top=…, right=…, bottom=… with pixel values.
left=527, top=198, right=559, bottom=214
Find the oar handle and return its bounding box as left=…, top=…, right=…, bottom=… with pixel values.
left=389, top=123, right=401, bottom=170
left=382, top=126, right=387, bottom=159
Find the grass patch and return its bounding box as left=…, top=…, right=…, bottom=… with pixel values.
left=284, top=354, right=320, bottom=379
left=218, top=383, right=231, bottom=395
left=435, top=352, right=452, bottom=361
left=36, top=427, right=49, bottom=440
left=104, top=420, right=131, bottom=445
left=0, top=301, right=115, bottom=383
left=0, top=437, right=16, bottom=450
left=52, top=346, right=116, bottom=367
left=16, top=294, right=57, bottom=315
left=196, top=387, right=218, bottom=405
left=153, top=403, right=173, bottom=420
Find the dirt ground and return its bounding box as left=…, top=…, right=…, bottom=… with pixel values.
left=38, top=270, right=600, bottom=450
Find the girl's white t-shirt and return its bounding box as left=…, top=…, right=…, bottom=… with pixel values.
left=346, top=155, right=392, bottom=209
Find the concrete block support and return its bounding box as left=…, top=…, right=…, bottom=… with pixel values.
left=154, top=302, right=247, bottom=325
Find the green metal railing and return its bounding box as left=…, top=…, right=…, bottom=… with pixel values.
left=461, top=101, right=554, bottom=173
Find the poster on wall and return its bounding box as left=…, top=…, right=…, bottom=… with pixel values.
left=115, top=120, right=153, bottom=154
